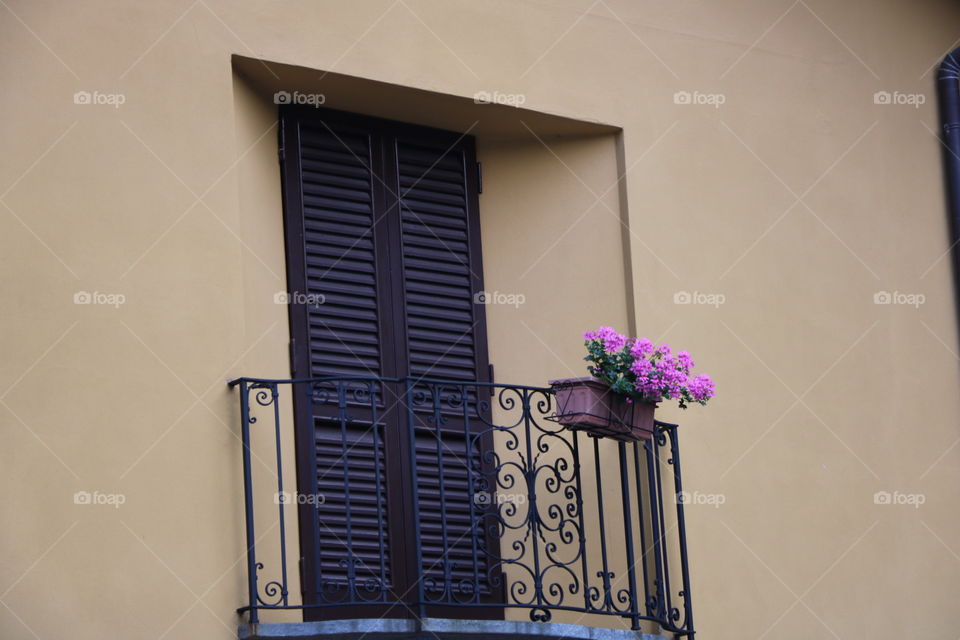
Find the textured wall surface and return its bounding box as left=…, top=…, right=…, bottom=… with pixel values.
left=2, top=1, right=960, bottom=639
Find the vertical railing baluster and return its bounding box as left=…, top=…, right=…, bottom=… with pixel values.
left=337, top=381, right=357, bottom=591
left=308, top=383, right=322, bottom=598
left=617, top=442, right=641, bottom=630
left=432, top=383, right=453, bottom=602
left=644, top=438, right=666, bottom=622
left=239, top=381, right=259, bottom=623
left=463, top=383, right=481, bottom=603
left=592, top=437, right=612, bottom=611
left=370, top=381, right=388, bottom=600
left=652, top=425, right=674, bottom=625
left=667, top=424, right=694, bottom=634
left=571, top=431, right=591, bottom=612
left=270, top=383, right=289, bottom=606
left=404, top=379, right=427, bottom=619
left=632, top=442, right=651, bottom=615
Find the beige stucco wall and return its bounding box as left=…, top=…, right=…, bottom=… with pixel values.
left=3, top=1, right=960, bottom=639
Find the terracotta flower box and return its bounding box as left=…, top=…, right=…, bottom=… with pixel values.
left=548, top=376, right=656, bottom=442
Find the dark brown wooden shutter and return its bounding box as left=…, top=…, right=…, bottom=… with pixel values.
left=280, top=106, right=495, bottom=620
left=392, top=137, right=495, bottom=598
left=281, top=112, right=402, bottom=615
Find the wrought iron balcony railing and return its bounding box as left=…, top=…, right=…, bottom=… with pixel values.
left=229, top=376, right=695, bottom=637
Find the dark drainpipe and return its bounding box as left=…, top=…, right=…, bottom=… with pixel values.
left=938, top=49, right=960, bottom=327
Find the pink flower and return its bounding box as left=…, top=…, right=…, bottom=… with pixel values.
left=585, top=326, right=628, bottom=353
left=631, top=337, right=654, bottom=358
left=688, top=374, right=715, bottom=402
left=630, top=357, right=652, bottom=377
left=603, top=332, right=627, bottom=353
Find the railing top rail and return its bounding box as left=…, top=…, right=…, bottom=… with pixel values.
left=227, top=375, right=553, bottom=393
left=227, top=375, right=680, bottom=430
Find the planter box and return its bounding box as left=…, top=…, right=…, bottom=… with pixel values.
left=548, top=376, right=655, bottom=442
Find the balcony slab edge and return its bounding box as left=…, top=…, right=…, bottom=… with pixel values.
left=238, top=618, right=669, bottom=640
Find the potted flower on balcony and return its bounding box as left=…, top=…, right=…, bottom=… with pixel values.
left=549, top=326, right=715, bottom=441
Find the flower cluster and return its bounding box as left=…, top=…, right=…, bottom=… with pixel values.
left=583, top=326, right=715, bottom=409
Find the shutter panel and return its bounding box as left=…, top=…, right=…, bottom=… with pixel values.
left=396, top=140, right=480, bottom=381
left=394, top=138, right=496, bottom=599
left=284, top=114, right=400, bottom=614
left=298, top=122, right=383, bottom=378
